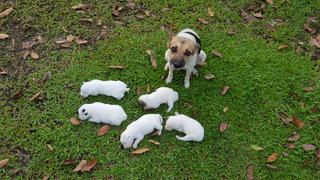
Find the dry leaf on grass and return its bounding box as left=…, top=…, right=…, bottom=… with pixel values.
left=132, top=148, right=149, bottom=154
left=149, top=130, right=160, bottom=136
left=285, top=143, right=295, bottom=149
left=142, top=10, right=151, bottom=16
left=37, top=35, right=44, bottom=43
left=161, top=8, right=171, bottom=12
left=266, top=152, right=278, bottom=162
left=300, top=102, right=305, bottom=109
left=196, top=26, right=204, bottom=31
left=58, top=42, right=70, bottom=48
left=81, top=158, right=98, bottom=172
left=303, top=24, right=316, bottom=34
left=223, top=106, right=229, bottom=113
left=75, top=39, right=88, bottom=45
left=72, top=4, right=90, bottom=10
left=42, top=175, right=49, bottom=180
left=98, top=125, right=111, bottom=136
left=0, top=158, right=9, bottom=168
left=287, top=132, right=300, bottom=141
left=198, top=18, right=208, bottom=24
left=303, top=87, right=314, bottom=92
left=219, top=122, right=228, bottom=132
left=292, top=115, right=305, bottom=130
left=136, top=87, right=142, bottom=95
left=0, top=71, right=8, bottom=75
left=0, top=33, right=9, bottom=39
left=12, top=90, right=23, bottom=99
left=266, top=164, right=277, bottom=169
left=281, top=117, right=291, bottom=124
left=302, top=144, right=316, bottom=151
left=126, top=2, right=136, bottom=9
left=11, top=38, right=15, bottom=49
left=73, top=160, right=87, bottom=172
left=226, top=31, right=236, bottom=35
left=250, top=145, right=264, bottom=151
left=63, top=159, right=77, bottom=165
left=0, top=8, right=13, bottom=18
left=310, top=38, right=320, bottom=48
left=253, top=12, right=263, bottom=18
left=67, top=35, right=74, bottom=42
left=197, top=62, right=207, bottom=66
left=244, top=15, right=257, bottom=21
left=42, top=71, right=52, bottom=82
left=278, top=44, right=289, bottom=50
left=282, top=152, right=289, bottom=156
left=247, top=165, right=253, bottom=180
left=221, top=86, right=230, bottom=95
left=30, top=92, right=41, bottom=101
left=301, top=160, right=313, bottom=166
left=146, top=84, right=151, bottom=93
left=266, top=0, right=274, bottom=4
left=208, top=8, right=214, bottom=17
left=70, top=117, right=80, bottom=125
left=266, top=24, right=276, bottom=31
left=146, top=50, right=156, bottom=69
left=212, top=50, right=222, bottom=57
left=30, top=51, right=39, bottom=59
left=310, top=106, right=320, bottom=113
left=46, top=144, right=54, bottom=152
left=108, top=66, right=126, bottom=69
left=204, top=74, right=215, bottom=79
left=148, top=139, right=160, bottom=145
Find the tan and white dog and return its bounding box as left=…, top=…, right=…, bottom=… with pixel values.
left=165, top=28, right=206, bottom=88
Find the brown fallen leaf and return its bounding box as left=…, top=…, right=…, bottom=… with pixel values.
left=0, top=33, right=9, bottom=39
left=161, top=8, right=171, bottom=12
left=22, top=50, right=30, bottom=59
left=310, top=38, right=320, bottom=48
left=72, top=4, right=90, bottom=10
left=208, top=8, right=214, bottom=17
left=300, top=102, right=305, bottom=109
left=287, top=132, right=300, bottom=141
left=81, top=158, right=98, bottom=172
left=73, top=160, right=87, bottom=172
left=278, top=44, right=289, bottom=50
left=46, top=144, right=54, bottom=152
left=0, top=71, right=8, bottom=75
left=108, top=66, right=127, bottom=69
left=303, top=24, right=316, bottom=34
left=75, top=39, right=88, bottom=45
left=58, top=42, right=70, bottom=48
left=253, top=12, right=263, bottom=18
left=266, top=164, right=278, bottom=169
left=219, top=122, right=228, bottom=132
left=37, top=35, right=44, bottom=43
left=146, top=84, right=151, bottom=93
left=226, top=31, right=236, bottom=35
left=66, top=83, right=75, bottom=88
left=147, top=139, right=160, bottom=145
left=70, top=117, right=80, bottom=125
left=12, top=90, right=23, bottom=99
left=0, top=8, right=13, bottom=18
left=266, top=0, right=274, bottom=4
left=281, top=117, right=292, bottom=124
left=310, top=106, right=320, bottom=113
left=223, top=106, right=229, bottom=113
left=0, top=158, right=9, bottom=168
left=63, top=158, right=77, bottom=165
left=317, top=149, right=320, bottom=158
left=96, top=19, right=102, bottom=26
left=197, top=62, right=207, bottom=66
left=282, top=152, right=289, bottom=156
left=307, top=16, right=317, bottom=23
left=67, top=35, right=74, bottom=42
left=168, top=25, right=177, bottom=30
left=266, top=24, right=276, bottom=31
left=285, top=143, right=295, bottom=149
left=135, top=15, right=144, bottom=19
left=302, top=144, right=317, bottom=151
left=11, top=38, right=15, bottom=49
left=198, top=18, right=208, bottom=24
left=149, top=130, right=160, bottom=136
left=30, top=92, right=41, bottom=101
left=303, top=87, right=314, bottom=92
left=98, top=125, right=111, bottom=136
left=42, top=71, right=52, bottom=82
left=142, top=10, right=151, bottom=16
left=244, top=15, right=257, bottom=21
left=146, top=50, right=156, bottom=69
left=132, top=148, right=149, bottom=154
left=266, top=152, right=278, bottom=162
left=112, top=10, right=120, bottom=16
left=196, top=26, right=204, bottom=31
left=212, top=50, right=222, bottom=57
left=221, top=86, right=230, bottom=95
left=136, top=87, right=142, bottom=95
left=126, top=3, right=136, bottom=9
left=42, top=175, right=49, bottom=180
left=204, top=74, right=215, bottom=79
left=292, top=115, right=305, bottom=130
left=247, top=165, right=253, bottom=180
left=301, top=160, right=313, bottom=166
left=30, top=51, right=39, bottom=59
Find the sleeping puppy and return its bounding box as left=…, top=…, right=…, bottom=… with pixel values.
left=138, top=87, right=178, bottom=112
left=165, top=113, right=204, bottom=142
left=120, top=114, right=163, bottom=149
left=80, top=80, right=129, bottom=100
left=78, top=102, right=127, bottom=125
left=164, top=28, right=207, bottom=88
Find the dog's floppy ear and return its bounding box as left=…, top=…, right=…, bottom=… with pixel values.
left=193, top=43, right=200, bottom=54
left=166, top=27, right=176, bottom=44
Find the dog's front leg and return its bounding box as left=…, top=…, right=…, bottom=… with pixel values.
left=132, top=135, right=144, bottom=149
left=184, top=68, right=192, bottom=88
left=166, top=65, right=174, bottom=84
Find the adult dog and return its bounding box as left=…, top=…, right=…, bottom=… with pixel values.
left=164, top=28, right=206, bottom=88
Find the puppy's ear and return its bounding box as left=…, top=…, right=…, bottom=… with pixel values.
left=166, top=27, right=175, bottom=42
left=193, top=43, right=200, bottom=54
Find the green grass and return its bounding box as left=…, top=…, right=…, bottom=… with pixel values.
left=1, top=0, right=320, bottom=179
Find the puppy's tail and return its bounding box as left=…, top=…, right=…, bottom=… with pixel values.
left=125, top=88, right=130, bottom=92
left=174, top=112, right=180, bottom=116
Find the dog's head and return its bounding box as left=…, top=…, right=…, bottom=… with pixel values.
left=120, top=133, right=134, bottom=149
left=165, top=116, right=176, bottom=131
left=78, top=104, right=90, bottom=120
left=138, top=95, right=153, bottom=110
left=80, top=82, right=91, bottom=97
left=167, top=36, right=200, bottom=69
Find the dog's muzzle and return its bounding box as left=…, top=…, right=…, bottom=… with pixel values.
left=172, top=60, right=185, bottom=69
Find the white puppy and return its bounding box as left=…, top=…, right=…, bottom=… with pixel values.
left=165, top=113, right=204, bottom=142
left=138, top=87, right=178, bottom=112
left=120, top=114, right=163, bottom=149
left=78, top=102, right=127, bottom=125
left=80, top=80, right=129, bottom=100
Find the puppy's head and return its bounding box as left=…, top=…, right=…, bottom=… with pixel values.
left=156, top=114, right=163, bottom=124
left=138, top=95, right=153, bottom=110
left=78, top=104, right=90, bottom=120
left=120, top=133, right=134, bottom=149
left=165, top=116, right=176, bottom=131
left=168, top=36, right=200, bottom=69
left=80, top=82, right=90, bottom=97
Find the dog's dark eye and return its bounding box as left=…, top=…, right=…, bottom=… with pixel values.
left=171, top=46, right=177, bottom=52
left=85, top=113, right=88, bottom=116
left=185, top=50, right=191, bottom=56
left=82, top=109, right=85, bottom=113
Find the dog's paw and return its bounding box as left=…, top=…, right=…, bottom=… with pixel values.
left=157, top=131, right=162, bottom=136
left=192, top=69, right=198, bottom=76
left=165, top=78, right=172, bottom=84
left=184, top=82, right=190, bottom=88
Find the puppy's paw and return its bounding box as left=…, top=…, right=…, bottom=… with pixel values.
left=192, top=69, right=198, bottom=76
left=132, top=144, right=138, bottom=149
left=165, top=78, right=172, bottom=84
left=157, top=131, right=162, bottom=136
left=184, top=82, right=190, bottom=88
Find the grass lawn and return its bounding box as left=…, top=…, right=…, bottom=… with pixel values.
left=1, top=0, right=320, bottom=179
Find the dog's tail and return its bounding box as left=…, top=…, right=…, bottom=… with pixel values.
left=125, top=88, right=130, bottom=92
left=174, top=112, right=180, bottom=116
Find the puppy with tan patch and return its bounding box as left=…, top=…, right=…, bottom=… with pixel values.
left=165, top=28, right=207, bottom=88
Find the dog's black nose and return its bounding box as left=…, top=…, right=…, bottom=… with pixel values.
left=173, top=61, right=184, bottom=69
